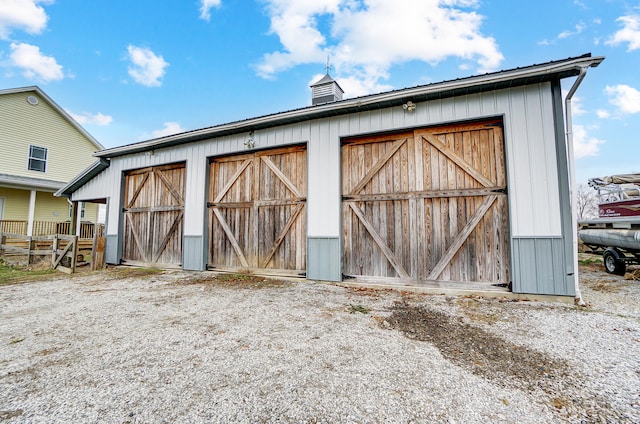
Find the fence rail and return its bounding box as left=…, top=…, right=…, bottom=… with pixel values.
left=0, top=220, right=101, bottom=238
left=0, top=232, right=79, bottom=273
left=0, top=227, right=106, bottom=273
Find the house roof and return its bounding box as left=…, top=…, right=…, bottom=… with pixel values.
left=0, top=86, right=104, bottom=151
left=0, top=173, right=67, bottom=192
left=94, top=53, right=603, bottom=160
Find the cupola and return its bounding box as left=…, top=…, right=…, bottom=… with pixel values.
left=310, top=73, right=344, bottom=105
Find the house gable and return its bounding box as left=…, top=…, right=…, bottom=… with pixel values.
left=0, top=87, right=103, bottom=183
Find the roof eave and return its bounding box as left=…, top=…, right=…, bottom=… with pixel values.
left=55, top=158, right=110, bottom=198
left=95, top=54, right=604, bottom=159
left=0, top=174, right=67, bottom=192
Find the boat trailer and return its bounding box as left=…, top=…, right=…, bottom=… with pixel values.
left=579, top=173, right=640, bottom=275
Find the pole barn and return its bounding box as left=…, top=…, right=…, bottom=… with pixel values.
left=57, top=54, right=604, bottom=301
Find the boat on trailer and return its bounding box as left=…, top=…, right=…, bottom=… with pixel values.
left=579, top=173, right=640, bottom=275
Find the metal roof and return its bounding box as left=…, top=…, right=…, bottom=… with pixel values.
left=0, top=86, right=105, bottom=151
left=94, top=53, right=604, bottom=159
left=310, top=73, right=341, bottom=87
left=55, top=159, right=110, bottom=198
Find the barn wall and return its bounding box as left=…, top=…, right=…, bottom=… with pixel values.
left=72, top=82, right=569, bottom=293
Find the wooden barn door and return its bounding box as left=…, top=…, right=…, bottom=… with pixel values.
left=208, top=145, right=306, bottom=276
left=122, top=162, right=186, bottom=267
left=342, top=119, right=510, bottom=287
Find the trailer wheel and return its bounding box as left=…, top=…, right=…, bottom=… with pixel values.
left=603, top=248, right=626, bottom=275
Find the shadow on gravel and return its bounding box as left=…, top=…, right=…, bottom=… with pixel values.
left=384, top=303, right=624, bottom=422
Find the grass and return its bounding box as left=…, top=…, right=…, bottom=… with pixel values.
left=348, top=304, right=370, bottom=314
left=578, top=253, right=603, bottom=266
left=0, top=261, right=57, bottom=285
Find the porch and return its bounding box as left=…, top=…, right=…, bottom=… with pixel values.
left=0, top=220, right=100, bottom=238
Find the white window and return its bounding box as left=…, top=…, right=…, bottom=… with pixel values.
left=69, top=202, right=86, bottom=219
left=28, top=145, right=47, bottom=172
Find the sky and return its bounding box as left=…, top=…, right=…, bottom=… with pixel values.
left=0, top=0, right=639, bottom=185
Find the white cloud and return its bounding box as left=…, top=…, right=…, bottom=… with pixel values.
left=68, top=110, right=113, bottom=126
left=558, top=22, right=586, bottom=39
left=151, top=122, right=186, bottom=138
left=256, top=0, right=503, bottom=95
left=0, top=0, right=51, bottom=39
left=606, top=14, right=640, bottom=51
left=9, top=42, right=63, bottom=82
left=573, top=124, right=605, bottom=159
left=126, top=45, right=169, bottom=87
left=199, top=0, right=221, bottom=21
left=605, top=84, right=640, bottom=114
left=596, top=109, right=610, bottom=119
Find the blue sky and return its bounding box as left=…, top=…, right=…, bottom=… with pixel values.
left=0, top=0, right=639, bottom=184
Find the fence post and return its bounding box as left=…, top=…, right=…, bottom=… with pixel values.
left=26, top=235, right=33, bottom=265
left=71, top=235, right=79, bottom=273
left=51, top=235, right=59, bottom=267
left=0, top=231, right=5, bottom=258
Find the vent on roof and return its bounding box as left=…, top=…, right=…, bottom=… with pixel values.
left=310, top=73, right=344, bottom=105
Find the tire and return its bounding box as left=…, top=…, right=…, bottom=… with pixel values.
left=603, top=248, right=626, bottom=275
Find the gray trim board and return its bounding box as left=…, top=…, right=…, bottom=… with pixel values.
left=511, top=237, right=572, bottom=296
left=105, top=234, right=119, bottom=264
left=307, top=237, right=341, bottom=282
left=183, top=235, right=205, bottom=271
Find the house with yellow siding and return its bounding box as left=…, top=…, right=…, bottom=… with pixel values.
left=0, top=86, right=103, bottom=236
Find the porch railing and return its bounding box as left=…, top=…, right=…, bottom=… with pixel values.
left=0, top=220, right=102, bottom=238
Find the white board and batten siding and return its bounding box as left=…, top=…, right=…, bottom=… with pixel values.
left=71, top=82, right=571, bottom=294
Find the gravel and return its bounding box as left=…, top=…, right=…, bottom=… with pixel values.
left=1, top=265, right=640, bottom=423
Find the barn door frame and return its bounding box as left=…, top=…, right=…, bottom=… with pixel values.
left=341, top=118, right=510, bottom=289
left=207, top=144, right=307, bottom=276
left=121, top=161, right=186, bottom=268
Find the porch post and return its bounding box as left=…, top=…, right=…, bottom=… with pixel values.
left=75, top=202, right=82, bottom=236
left=70, top=201, right=78, bottom=235
left=26, top=190, right=36, bottom=236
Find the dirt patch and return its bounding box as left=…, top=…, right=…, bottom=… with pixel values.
left=625, top=269, right=640, bottom=281
left=0, top=410, right=23, bottom=420
left=383, top=302, right=620, bottom=422
left=178, top=272, right=293, bottom=289
left=587, top=279, right=625, bottom=293
left=99, top=266, right=165, bottom=280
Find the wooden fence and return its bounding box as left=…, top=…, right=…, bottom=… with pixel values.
left=0, top=229, right=105, bottom=273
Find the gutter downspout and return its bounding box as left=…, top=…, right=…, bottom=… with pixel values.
left=565, top=65, right=589, bottom=306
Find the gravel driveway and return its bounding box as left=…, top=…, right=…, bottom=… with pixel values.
left=1, top=265, right=640, bottom=423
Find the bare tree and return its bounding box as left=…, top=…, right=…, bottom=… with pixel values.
left=576, top=183, right=598, bottom=220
